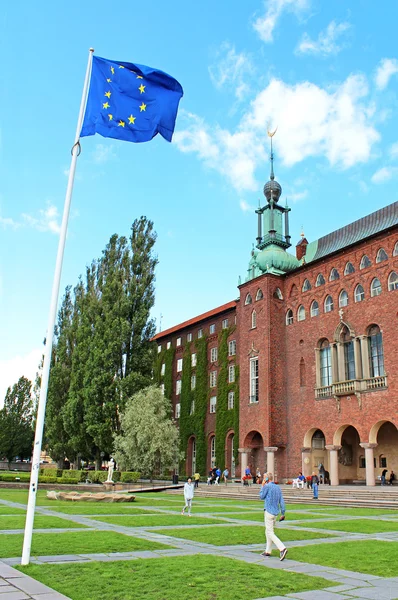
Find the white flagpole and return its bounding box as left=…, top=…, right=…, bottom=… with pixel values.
left=21, top=47, right=94, bottom=566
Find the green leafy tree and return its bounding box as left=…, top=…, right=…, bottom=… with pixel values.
left=0, top=377, right=34, bottom=464
left=113, top=385, right=180, bottom=481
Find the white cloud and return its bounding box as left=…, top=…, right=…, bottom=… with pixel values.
left=253, top=0, right=309, bottom=43
left=240, top=199, right=255, bottom=212
left=0, top=348, right=43, bottom=408
left=296, top=20, right=351, bottom=56
left=174, top=74, right=379, bottom=193
left=0, top=215, right=20, bottom=229
left=209, top=43, right=255, bottom=100
left=374, top=58, right=398, bottom=90
left=22, top=203, right=61, bottom=235
left=92, top=143, right=116, bottom=163
left=286, top=189, right=308, bottom=203
left=390, top=142, right=398, bottom=159
left=371, top=166, right=398, bottom=184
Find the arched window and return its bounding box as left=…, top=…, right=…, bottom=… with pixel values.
left=315, top=273, right=325, bottom=287
left=393, top=242, right=398, bottom=257
left=286, top=309, right=293, bottom=325
left=354, top=284, right=365, bottom=302
left=310, top=300, right=319, bottom=317
left=210, top=436, right=216, bottom=468
left=319, top=339, right=332, bottom=387
left=370, top=278, right=382, bottom=297
left=297, top=305, right=306, bottom=322
left=312, top=429, right=325, bottom=450
left=300, top=357, right=306, bottom=387
left=245, top=293, right=252, bottom=305
left=324, top=295, right=334, bottom=313
left=302, top=279, right=311, bottom=292
left=329, top=268, right=340, bottom=281
left=339, top=289, right=349, bottom=307
left=344, top=262, right=355, bottom=275
left=289, top=284, right=298, bottom=297
left=191, top=438, right=196, bottom=474
left=256, top=289, right=263, bottom=301
left=340, top=326, right=355, bottom=380
left=273, top=288, right=283, bottom=300
left=251, top=310, right=257, bottom=329
left=388, top=271, right=398, bottom=291
left=368, top=325, right=385, bottom=378
left=360, top=255, right=371, bottom=269
left=376, top=248, right=388, bottom=263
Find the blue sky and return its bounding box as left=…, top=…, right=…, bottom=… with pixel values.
left=1, top=0, right=398, bottom=402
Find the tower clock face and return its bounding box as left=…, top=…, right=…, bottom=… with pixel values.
left=304, top=457, right=310, bottom=464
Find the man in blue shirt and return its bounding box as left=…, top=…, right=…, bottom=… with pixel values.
left=259, top=472, right=288, bottom=560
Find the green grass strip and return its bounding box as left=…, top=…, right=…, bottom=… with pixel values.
left=0, top=530, right=172, bottom=558
left=288, top=540, right=398, bottom=577
left=18, top=554, right=337, bottom=600
left=0, top=516, right=86, bottom=530
left=155, top=524, right=332, bottom=546
left=295, top=518, right=398, bottom=534
left=92, top=515, right=228, bottom=527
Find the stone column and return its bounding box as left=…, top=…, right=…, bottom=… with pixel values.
left=353, top=338, right=362, bottom=380
left=359, top=443, right=377, bottom=486
left=264, top=447, right=278, bottom=479
left=337, top=343, right=345, bottom=382
left=238, top=448, right=249, bottom=478
left=359, top=336, right=370, bottom=379
left=301, top=447, right=312, bottom=477
left=314, top=349, right=321, bottom=388
left=331, top=343, right=338, bottom=383
left=325, top=445, right=341, bottom=486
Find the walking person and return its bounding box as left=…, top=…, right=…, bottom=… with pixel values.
left=222, top=467, right=229, bottom=485
left=215, top=467, right=221, bottom=485
left=194, top=472, right=200, bottom=488
left=381, top=468, right=388, bottom=486
left=389, top=470, right=395, bottom=486
left=311, top=472, right=319, bottom=499
left=259, top=472, right=288, bottom=561
left=181, top=477, right=195, bottom=516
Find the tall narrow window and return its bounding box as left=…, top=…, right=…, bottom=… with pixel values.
left=177, top=358, right=183, bottom=372
left=228, top=365, right=235, bottom=383
left=344, top=262, right=355, bottom=275
left=245, top=293, right=252, bottom=305
left=368, top=325, right=385, bottom=377
left=198, top=329, right=203, bottom=339
left=228, top=340, right=236, bottom=356
left=300, top=358, right=306, bottom=387
left=316, top=274, right=325, bottom=286
left=187, top=333, right=192, bottom=342
left=250, top=357, right=259, bottom=403
left=157, top=345, right=162, bottom=354
left=324, top=295, right=334, bottom=313
left=341, top=327, right=355, bottom=380
left=209, top=396, right=217, bottom=413
left=222, top=319, right=228, bottom=329
left=320, top=340, right=332, bottom=386
left=175, top=403, right=181, bottom=419
left=339, top=289, right=349, bottom=307
left=388, top=272, right=398, bottom=291
left=355, top=284, right=365, bottom=302
left=191, top=375, right=196, bottom=390
left=176, top=337, right=182, bottom=347
left=176, top=380, right=182, bottom=395
left=376, top=248, right=388, bottom=263
left=161, top=363, right=165, bottom=376
left=256, top=289, right=263, bottom=301
left=190, top=399, right=195, bottom=415
left=329, top=268, right=340, bottom=281
left=192, top=439, right=196, bottom=474
left=210, top=347, right=218, bottom=362
left=210, top=371, right=217, bottom=388
left=310, top=300, right=319, bottom=317
left=371, top=278, right=382, bottom=297
left=360, top=255, right=371, bottom=269
left=297, top=305, right=306, bottom=321
left=210, top=436, right=216, bottom=468
left=191, top=353, right=197, bottom=367
left=393, top=242, right=398, bottom=257
left=209, top=324, right=216, bottom=334
left=302, top=279, right=311, bottom=292
left=251, top=310, right=257, bottom=329
left=228, top=391, right=234, bottom=409
left=286, top=309, right=293, bottom=325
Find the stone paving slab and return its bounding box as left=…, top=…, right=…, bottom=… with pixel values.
left=343, top=588, right=398, bottom=600
left=286, top=591, right=352, bottom=599
left=0, top=592, right=30, bottom=600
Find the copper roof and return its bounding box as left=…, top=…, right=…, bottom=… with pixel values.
left=152, top=300, right=237, bottom=341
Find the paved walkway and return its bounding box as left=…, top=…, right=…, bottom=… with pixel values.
left=1, top=498, right=398, bottom=599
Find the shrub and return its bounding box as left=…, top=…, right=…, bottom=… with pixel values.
left=58, top=477, right=79, bottom=484
left=120, top=471, right=140, bottom=483
left=86, top=470, right=108, bottom=484
left=0, top=473, right=31, bottom=482
left=62, top=470, right=85, bottom=481
left=38, top=476, right=58, bottom=484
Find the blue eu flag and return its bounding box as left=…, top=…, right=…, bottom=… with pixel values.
left=81, top=56, right=183, bottom=143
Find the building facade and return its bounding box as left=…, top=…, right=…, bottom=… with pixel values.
left=153, top=151, right=398, bottom=486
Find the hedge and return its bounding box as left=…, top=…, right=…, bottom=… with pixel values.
left=0, top=471, right=139, bottom=484
left=120, top=472, right=140, bottom=483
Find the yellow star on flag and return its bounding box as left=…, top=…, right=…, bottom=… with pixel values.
left=108, top=114, right=113, bottom=121
left=104, top=91, right=111, bottom=98
left=138, top=84, right=145, bottom=94
left=111, top=66, right=115, bottom=74
left=118, top=120, right=125, bottom=127
left=107, top=78, right=112, bottom=83
left=103, top=102, right=110, bottom=109
left=128, top=115, right=136, bottom=124
left=119, top=65, right=124, bottom=69
left=139, top=102, right=147, bottom=112
left=136, top=75, right=143, bottom=79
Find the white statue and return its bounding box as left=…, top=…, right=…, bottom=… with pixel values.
left=106, top=458, right=115, bottom=483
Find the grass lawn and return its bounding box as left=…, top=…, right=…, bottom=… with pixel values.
left=0, top=507, right=26, bottom=515
left=0, top=530, right=172, bottom=558
left=295, top=518, right=398, bottom=534
left=18, top=554, right=336, bottom=600
left=155, top=524, right=332, bottom=546
left=0, top=515, right=86, bottom=530
left=41, top=504, right=160, bottom=515
left=311, top=507, right=398, bottom=517
left=92, top=515, right=227, bottom=527
left=222, top=512, right=315, bottom=522
left=288, top=540, right=398, bottom=577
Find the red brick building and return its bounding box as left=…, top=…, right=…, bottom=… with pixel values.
left=153, top=152, right=398, bottom=486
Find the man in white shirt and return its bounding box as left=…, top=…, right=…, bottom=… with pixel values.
left=181, top=477, right=195, bottom=516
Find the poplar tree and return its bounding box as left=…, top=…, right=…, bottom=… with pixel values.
left=0, top=377, right=34, bottom=464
